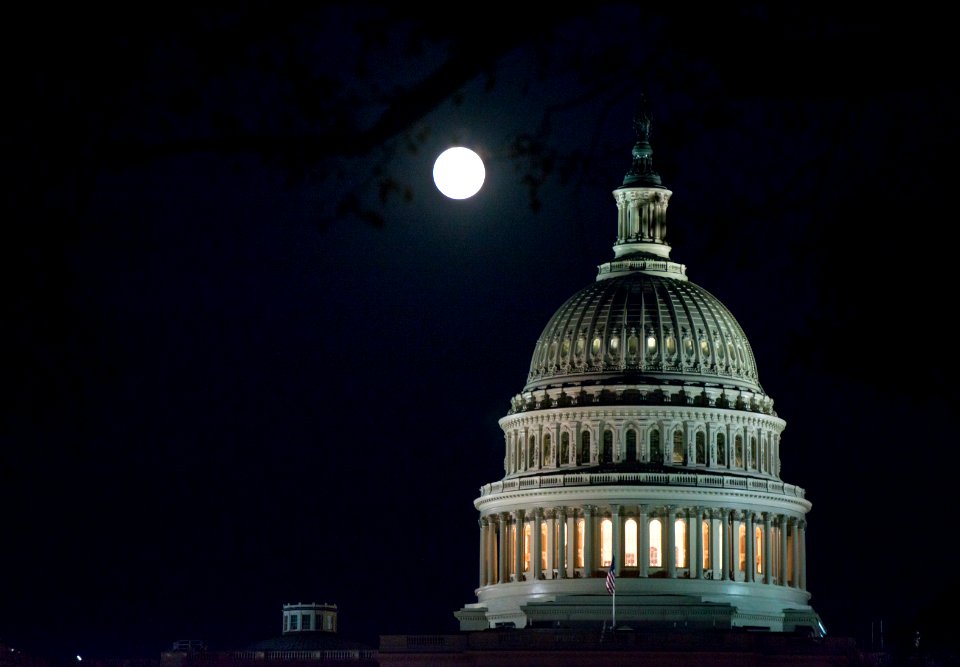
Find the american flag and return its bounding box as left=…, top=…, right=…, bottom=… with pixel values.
left=605, top=556, right=616, bottom=595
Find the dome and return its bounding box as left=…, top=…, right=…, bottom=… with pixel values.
left=525, top=271, right=762, bottom=394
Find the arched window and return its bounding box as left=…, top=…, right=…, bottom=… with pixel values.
left=602, top=430, right=613, bottom=463
left=751, top=436, right=759, bottom=469
left=649, top=519, right=663, bottom=567
left=735, top=435, right=744, bottom=467
left=580, top=431, right=591, bottom=464
left=528, top=435, right=536, bottom=468
left=672, top=429, right=685, bottom=464
left=717, top=433, right=726, bottom=467
left=560, top=432, right=570, bottom=465
left=576, top=518, right=585, bottom=568
left=625, top=429, right=637, bottom=461
left=600, top=518, right=613, bottom=567
left=760, top=437, right=767, bottom=472
left=543, top=433, right=552, bottom=465
left=625, top=519, right=638, bottom=566
left=675, top=518, right=687, bottom=568
left=695, top=431, right=706, bottom=465
left=650, top=428, right=661, bottom=463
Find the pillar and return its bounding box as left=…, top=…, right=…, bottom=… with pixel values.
left=546, top=510, right=556, bottom=579
left=639, top=505, right=649, bottom=578
left=693, top=506, right=703, bottom=579
left=499, top=512, right=509, bottom=584
left=514, top=509, right=525, bottom=581
left=726, top=510, right=737, bottom=581
left=779, top=515, right=788, bottom=586
left=612, top=504, right=622, bottom=575
left=583, top=506, right=594, bottom=576
left=532, top=508, right=543, bottom=580
left=666, top=505, right=677, bottom=578
left=745, top=511, right=755, bottom=583
left=566, top=510, right=575, bottom=577
left=791, top=518, right=800, bottom=588
left=556, top=507, right=567, bottom=579
left=799, top=519, right=807, bottom=590
left=763, top=512, right=772, bottom=584
left=478, top=517, right=487, bottom=588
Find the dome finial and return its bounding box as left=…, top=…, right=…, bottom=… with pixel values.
left=621, top=94, right=663, bottom=188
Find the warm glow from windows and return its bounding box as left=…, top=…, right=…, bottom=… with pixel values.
left=523, top=524, right=531, bottom=572
left=600, top=518, right=613, bottom=567
left=649, top=519, right=662, bottom=567
left=576, top=518, right=585, bottom=568
left=755, top=525, right=763, bottom=574
left=675, top=518, right=687, bottom=568
left=625, top=519, right=638, bottom=566
left=738, top=524, right=746, bottom=573
left=541, top=522, right=548, bottom=570
left=702, top=520, right=711, bottom=570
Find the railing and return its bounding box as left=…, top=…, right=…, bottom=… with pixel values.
left=480, top=472, right=805, bottom=499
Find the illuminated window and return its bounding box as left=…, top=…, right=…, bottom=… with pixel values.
left=666, top=335, right=677, bottom=355
left=735, top=435, right=744, bottom=467
left=543, top=433, right=552, bottom=464
left=561, top=432, right=570, bottom=464
left=580, top=431, right=591, bottom=464
left=672, top=429, right=684, bottom=464
left=717, top=433, right=726, bottom=466
left=625, top=519, right=638, bottom=566
left=627, top=334, right=638, bottom=357
left=602, top=430, right=613, bottom=463
left=675, top=518, right=687, bottom=568
left=649, top=429, right=661, bottom=463
left=702, top=520, right=711, bottom=570
left=695, top=431, right=705, bottom=464
left=592, top=336, right=602, bottom=357
left=523, top=524, right=531, bottom=572
left=646, top=335, right=657, bottom=354
left=649, top=519, right=662, bottom=567
left=609, top=335, right=620, bottom=355
left=755, top=525, right=763, bottom=575
left=600, top=518, right=613, bottom=567
left=683, top=336, right=694, bottom=357
left=700, top=339, right=710, bottom=357
left=738, top=524, right=747, bottom=573
left=560, top=339, right=570, bottom=362
left=716, top=339, right=725, bottom=361
left=575, top=336, right=585, bottom=358
left=576, top=518, right=585, bottom=568
left=541, top=522, right=548, bottom=570
left=626, top=429, right=637, bottom=461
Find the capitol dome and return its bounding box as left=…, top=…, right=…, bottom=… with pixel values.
left=455, top=101, right=823, bottom=637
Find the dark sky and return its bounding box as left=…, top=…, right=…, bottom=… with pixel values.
left=3, top=4, right=958, bottom=660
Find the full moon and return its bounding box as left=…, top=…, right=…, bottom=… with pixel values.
left=433, top=147, right=485, bottom=199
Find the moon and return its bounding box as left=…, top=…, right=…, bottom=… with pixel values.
left=433, top=147, right=485, bottom=199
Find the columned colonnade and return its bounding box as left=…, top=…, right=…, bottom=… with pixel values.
left=478, top=503, right=807, bottom=591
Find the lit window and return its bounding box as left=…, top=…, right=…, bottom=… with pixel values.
left=541, top=522, right=548, bottom=570
left=627, top=334, right=638, bottom=357
left=649, top=519, right=662, bottom=567
left=666, top=335, right=677, bottom=355
left=592, top=336, right=602, bottom=357
left=702, top=520, right=711, bottom=570
left=700, top=339, right=710, bottom=356
left=625, top=519, right=638, bottom=566
left=755, top=525, right=763, bottom=575
left=646, top=335, right=657, bottom=354
left=675, top=518, right=687, bottom=568
left=576, top=518, right=585, bottom=567
left=609, top=335, right=620, bottom=354
left=575, top=337, right=585, bottom=357
left=683, top=337, right=694, bottom=357
left=672, top=429, right=684, bottom=464
left=523, top=524, right=531, bottom=572
left=600, top=518, right=613, bottom=567
left=560, top=339, right=570, bottom=361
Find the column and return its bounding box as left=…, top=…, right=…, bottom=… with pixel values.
left=498, top=512, right=509, bottom=584
left=726, top=510, right=737, bottom=582
left=478, top=517, right=487, bottom=588
left=693, top=506, right=703, bottom=579
left=612, top=504, right=622, bottom=576
left=799, top=519, right=807, bottom=590
left=566, top=509, right=575, bottom=577
left=745, top=511, right=755, bottom=583
left=583, top=506, right=594, bottom=576
left=791, top=518, right=800, bottom=588
left=487, top=517, right=497, bottom=585
left=666, top=505, right=677, bottom=578
left=763, top=512, right=772, bottom=585
left=514, top=509, right=526, bottom=582
left=532, top=508, right=543, bottom=580
left=546, top=510, right=556, bottom=579
left=556, top=507, right=567, bottom=579
left=639, top=505, right=650, bottom=578
left=779, top=515, right=788, bottom=586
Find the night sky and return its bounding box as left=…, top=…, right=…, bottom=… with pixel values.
left=3, top=5, right=958, bottom=660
